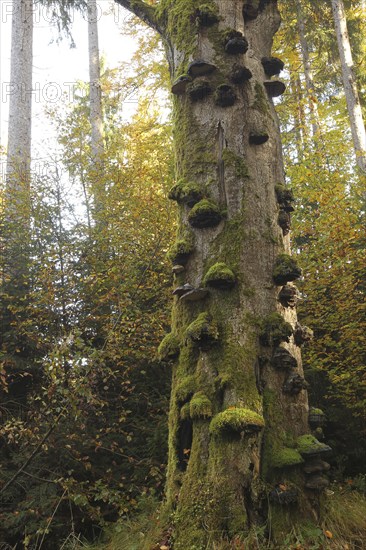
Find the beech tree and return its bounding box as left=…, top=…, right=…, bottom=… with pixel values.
left=331, top=0, right=366, bottom=173
left=114, top=1, right=329, bottom=547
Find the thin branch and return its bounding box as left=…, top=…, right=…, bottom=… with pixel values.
left=0, top=408, right=66, bottom=496
left=114, top=0, right=164, bottom=35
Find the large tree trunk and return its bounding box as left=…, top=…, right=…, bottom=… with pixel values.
left=331, top=0, right=366, bottom=174
left=5, top=0, right=33, bottom=282
left=116, top=1, right=325, bottom=546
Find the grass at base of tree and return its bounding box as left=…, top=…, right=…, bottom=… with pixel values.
left=73, top=485, right=366, bottom=550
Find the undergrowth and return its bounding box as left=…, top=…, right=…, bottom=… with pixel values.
left=74, top=486, right=366, bottom=550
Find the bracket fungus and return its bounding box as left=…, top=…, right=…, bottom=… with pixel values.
left=249, top=131, right=269, bottom=145
left=294, top=323, right=314, bottom=346
left=271, top=447, right=304, bottom=469
left=275, top=184, right=295, bottom=212
left=278, top=210, right=291, bottom=235
left=210, top=407, right=264, bottom=437
left=223, top=31, right=248, bottom=55
left=188, top=59, right=216, bottom=77
left=180, top=287, right=209, bottom=302
left=308, top=408, right=327, bottom=428
left=283, top=373, right=309, bottom=395
left=203, top=262, right=236, bottom=290
left=189, top=392, right=213, bottom=419
left=243, top=1, right=260, bottom=21
left=269, top=484, right=298, bottom=505
left=303, top=459, right=330, bottom=474
left=264, top=80, right=286, bottom=98
left=278, top=285, right=298, bottom=308
left=297, top=434, right=332, bottom=458
left=158, top=333, right=180, bottom=362
left=214, top=84, right=237, bottom=107
left=260, top=313, right=293, bottom=347
left=195, top=5, right=219, bottom=27
left=171, top=74, right=192, bottom=95
left=305, top=475, right=330, bottom=491
left=172, top=264, right=185, bottom=275
left=168, top=180, right=204, bottom=207
left=188, top=79, right=213, bottom=102
left=272, top=347, right=298, bottom=370
left=261, top=56, right=285, bottom=77
left=185, top=312, right=219, bottom=351
left=229, top=64, right=252, bottom=84
left=167, top=236, right=194, bottom=265
left=188, top=199, right=223, bottom=229
left=273, top=254, right=302, bottom=285
left=173, top=283, right=194, bottom=297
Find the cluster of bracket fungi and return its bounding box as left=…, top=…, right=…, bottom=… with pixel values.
left=161, top=0, right=332, bottom=495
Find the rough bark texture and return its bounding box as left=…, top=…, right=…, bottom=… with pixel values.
left=331, top=0, right=366, bottom=174
left=115, top=1, right=319, bottom=546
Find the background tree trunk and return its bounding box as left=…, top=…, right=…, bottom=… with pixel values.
left=5, top=0, right=33, bottom=283
left=87, top=0, right=105, bottom=219
left=331, top=0, right=366, bottom=174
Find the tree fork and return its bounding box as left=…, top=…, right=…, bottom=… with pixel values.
left=115, top=0, right=324, bottom=546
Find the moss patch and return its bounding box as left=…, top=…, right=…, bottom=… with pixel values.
left=260, top=313, right=293, bottom=347
left=222, top=148, right=249, bottom=179
left=273, top=254, right=302, bottom=285
left=167, top=232, right=195, bottom=264
left=252, top=81, right=270, bottom=115
left=158, top=333, right=180, bottom=362
left=271, top=447, right=304, bottom=469
left=175, top=375, right=197, bottom=404
left=168, top=179, right=204, bottom=206
left=210, top=407, right=265, bottom=436
left=185, top=312, right=219, bottom=350
left=188, top=199, right=223, bottom=229
left=203, top=262, right=236, bottom=289
left=190, top=392, right=212, bottom=419
left=297, top=434, right=332, bottom=457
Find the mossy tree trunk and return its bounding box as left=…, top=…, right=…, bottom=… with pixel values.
left=116, top=1, right=326, bottom=547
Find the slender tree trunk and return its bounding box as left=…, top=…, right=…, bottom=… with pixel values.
left=116, top=1, right=325, bottom=546
left=87, top=0, right=105, bottom=219
left=5, top=0, right=33, bottom=282
left=88, top=0, right=104, bottom=163
left=295, top=0, right=319, bottom=138
left=331, top=0, right=366, bottom=174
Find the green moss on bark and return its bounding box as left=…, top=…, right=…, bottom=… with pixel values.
left=168, top=179, right=204, bottom=206
left=158, top=333, right=180, bottom=361
left=210, top=408, right=265, bottom=436
left=260, top=313, right=293, bottom=347
left=273, top=254, right=302, bottom=285
left=190, top=392, right=212, bottom=419
left=185, top=312, right=219, bottom=349
left=222, top=148, right=249, bottom=179
left=203, top=262, right=236, bottom=289
left=271, top=448, right=304, bottom=469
